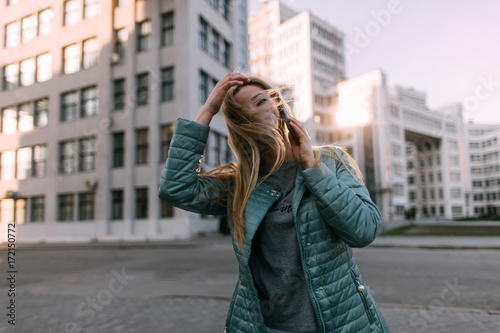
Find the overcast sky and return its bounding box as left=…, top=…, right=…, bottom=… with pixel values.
left=249, top=0, right=500, bottom=124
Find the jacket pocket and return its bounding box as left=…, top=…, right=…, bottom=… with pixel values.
left=349, top=269, right=375, bottom=326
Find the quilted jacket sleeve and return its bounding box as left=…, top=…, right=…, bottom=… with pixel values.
left=300, top=148, right=381, bottom=248
left=158, top=118, right=227, bottom=216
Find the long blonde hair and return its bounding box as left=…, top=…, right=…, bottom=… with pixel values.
left=200, top=77, right=363, bottom=251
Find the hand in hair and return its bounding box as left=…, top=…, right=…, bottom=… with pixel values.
left=287, top=116, right=316, bottom=169
left=195, top=73, right=250, bottom=126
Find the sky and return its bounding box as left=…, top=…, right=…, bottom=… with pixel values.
left=249, top=0, right=500, bottom=124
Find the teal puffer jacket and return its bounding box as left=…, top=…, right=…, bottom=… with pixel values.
left=159, top=119, right=391, bottom=333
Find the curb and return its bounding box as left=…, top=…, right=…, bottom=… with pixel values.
left=368, top=244, right=500, bottom=250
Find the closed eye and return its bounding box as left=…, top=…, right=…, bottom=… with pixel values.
left=256, top=98, right=267, bottom=106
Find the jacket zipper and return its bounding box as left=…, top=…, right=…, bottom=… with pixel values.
left=296, top=235, right=326, bottom=331
left=293, top=184, right=326, bottom=331
left=349, top=269, right=375, bottom=325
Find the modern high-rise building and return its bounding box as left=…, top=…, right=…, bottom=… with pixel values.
left=0, top=0, right=248, bottom=243
left=248, top=0, right=345, bottom=139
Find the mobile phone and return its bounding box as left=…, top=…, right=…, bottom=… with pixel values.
left=279, top=105, right=301, bottom=145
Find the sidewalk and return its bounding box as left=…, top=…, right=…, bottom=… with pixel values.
left=371, top=235, right=500, bottom=250
left=1, top=233, right=499, bottom=332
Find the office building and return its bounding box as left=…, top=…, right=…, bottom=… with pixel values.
left=0, top=0, right=248, bottom=243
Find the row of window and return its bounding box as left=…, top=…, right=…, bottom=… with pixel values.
left=473, top=192, right=500, bottom=202
left=312, top=40, right=344, bottom=64
left=408, top=187, right=460, bottom=201
left=116, top=11, right=174, bottom=57
left=2, top=37, right=97, bottom=91
left=4, top=8, right=53, bottom=48
left=199, top=16, right=232, bottom=68
left=0, top=190, right=175, bottom=224
left=473, top=179, right=500, bottom=188
left=315, top=130, right=352, bottom=144
left=63, top=0, right=101, bottom=26
left=3, top=53, right=52, bottom=90
left=311, top=23, right=342, bottom=48
left=1, top=68, right=175, bottom=134
left=0, top=145, right=47, bottom=181
left=0, top=123, right=229, bottom=180
left=312, top=57, right=337, bottom=77
left=1, top=98, right=48, bottom=134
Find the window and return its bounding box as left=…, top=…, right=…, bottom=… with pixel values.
left=34, top=98, right=49, bottom=128
left=58, top=194, right=74, bottom=221
left=63, top=44, right=80, bottom=74
left=18, top=102, right=34, bottom=132
left=16, top=147, right=32, bottom=180
left=221, top=0, right=230, bottom=20
left=64, top=0, right=82, bottom=26
left=0, top=150, right=16, bottom=180
left=3, top=63, right=19, bottom=90
left=84, top=0, right=100, bottom=19
left=199, top=18, right=208, bottom=50
left=111, top=190, right=123, bottom=220
left=222, top=40, right=231, bottom=68
left=80, top=86, right=98, bottom=117
left=38, top=8, right=54, bottom=36
left=136, top=73, right=149, bottom=106
left=78, top=193, right=94, bottom=220
left=79, top=137, right=96, bottom=172
left=21, top=15, right=37, bottom=43
left=60, top=141, right=77, bottom=174
left=5, top=21, right=20, bottom=48
left=135, top=188, right=148, bottom=218
left=161, top=67, right=174, bottom=102
left=199, top=70, right=209, bottom=104
left=160, top=201, right=174, bottom=218
left=20, top=58, right=36, bottom=86
left=117, top=0, right=127, bottom=6
left=61, top=91, right=78, bottom=121
left=82, top=38, right=98, bottom=69
left=7, top=0, right=20, bottom=5
left=209, top=0, right=219, bottom=9
left=114, top=28, right=128, bottom=58
left=137, top=20, right=151, bottom=52
left=36, top=53, right=52, bottom=82
left=113, top=78, right=125, bottom=110
left=161, top=11, right=174, bottom=46
left=160, top=124, right=174, bottom=161
left=136, top=129, right=148, bottom=164
left=1, top=107, right=17, bottom=134
left=211, top=29, right=220, bottom=60
left=112, top=132, right=124, bottom=167
left=33, top=145, right=47, bottom=177
left=14, top=198, right=27, bottom=224
left=30, top=196, right=45, bottom=222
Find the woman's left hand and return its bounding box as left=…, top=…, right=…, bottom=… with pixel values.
left=287, top=117, right=316, bottom=169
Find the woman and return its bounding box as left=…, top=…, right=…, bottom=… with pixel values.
left=159, top=73, right=390, bottom=333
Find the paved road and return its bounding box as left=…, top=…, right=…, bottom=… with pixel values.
left=0, top=236, right=499, bottom=332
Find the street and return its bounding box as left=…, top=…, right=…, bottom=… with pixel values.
left=0, top=236, right=499, bottom=332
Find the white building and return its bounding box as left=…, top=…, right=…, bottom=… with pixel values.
left=314, top=70, right=470, bottom=222
left=0, top=0, right=248, bottom=243
left=464, top=123, right=500, bottom=217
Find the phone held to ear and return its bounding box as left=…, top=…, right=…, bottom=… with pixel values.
left=279, top=105, right=301, bottom=145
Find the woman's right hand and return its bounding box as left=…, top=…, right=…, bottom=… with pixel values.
left=194, top=73, right=250, bottom=125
